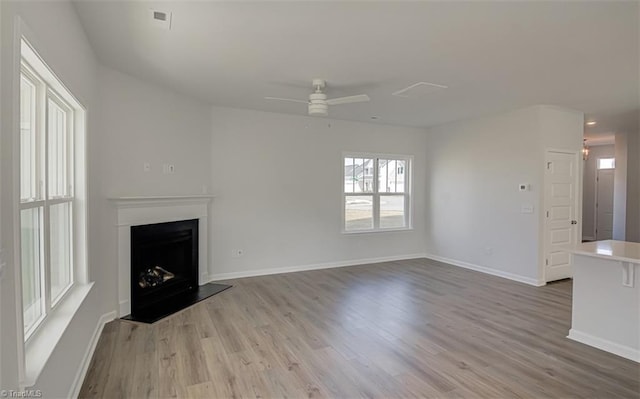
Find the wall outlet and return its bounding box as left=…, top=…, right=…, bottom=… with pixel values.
left=484, top=247, right=493, bottom=255
left=143, top=162, right=151, bottom=172
left=232, top=249, right=243, bottom=258
left=162, top=164, right=175, bottom=174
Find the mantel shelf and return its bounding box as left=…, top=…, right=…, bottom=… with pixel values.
left=109, top=195, right=215, bottom=201
left=109, top=195, right=215, bottom=208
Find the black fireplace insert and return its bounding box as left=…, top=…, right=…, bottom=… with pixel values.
left=131, top=219, right=199, bottom=316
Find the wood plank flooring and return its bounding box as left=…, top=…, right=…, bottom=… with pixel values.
left=79, top=258, right=640, bottom=398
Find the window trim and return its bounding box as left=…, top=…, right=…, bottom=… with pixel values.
left=341, top=152, right=413, bottom=234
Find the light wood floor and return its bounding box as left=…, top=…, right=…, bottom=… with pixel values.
left=80, top=259, right=640, bottom=398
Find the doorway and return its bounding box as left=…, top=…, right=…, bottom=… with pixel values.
left=595, top=158, right=615, bottom=240
left=543, top=150, right=580, bottom=282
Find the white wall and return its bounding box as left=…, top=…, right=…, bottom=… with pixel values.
left=582, top=145, right=615, bottom=240
left=210, top=107, right=427, bottom=278
left=0, top=0, right=103, bottom=395
left=97, top=66, right=212, bottom=197
left=424, top=105, right=582, bottom=284
left=424, top=107, right=542, bottom=283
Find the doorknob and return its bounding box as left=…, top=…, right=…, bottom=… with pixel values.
left=571, top=220, right=577, bottom=225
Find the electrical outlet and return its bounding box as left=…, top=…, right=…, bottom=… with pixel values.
left=143, top=162, right=151, bottom=172
left=484, top=247, right=493, bottom=255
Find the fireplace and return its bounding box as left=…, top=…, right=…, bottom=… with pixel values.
left=130, top=219, right=199, bottom=318
left=112, top=195, right=231, bottom=323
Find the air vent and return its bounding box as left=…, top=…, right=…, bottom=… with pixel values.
left=392, top=82, right=448, bottom=98
left=149, top=9, right=172, bottom=30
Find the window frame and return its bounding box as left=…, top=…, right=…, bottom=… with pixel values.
left=342, top=152, right=413, bottom=234
left=17, top=37, right=90, bottom=351
left=19, top=61, right=77, bottom=342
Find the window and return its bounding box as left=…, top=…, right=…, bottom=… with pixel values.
left=597, top=158, right=615, bottom=170
left=19, top=40, right=84, bottom=342
left=343, top=154, right=411, bottom=232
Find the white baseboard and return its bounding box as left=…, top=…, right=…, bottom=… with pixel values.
left=424, top=253, right=545, bottom=287
left=208, top=253, right=427, bottom=282
left=69, top=310, right=117, bottom=398
left=568, top=329, right=639, bottom=363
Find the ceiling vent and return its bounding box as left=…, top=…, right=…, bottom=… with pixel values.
left=392, top=82, right=448, bottom=98
left=149, top=9, right=172, bottom=30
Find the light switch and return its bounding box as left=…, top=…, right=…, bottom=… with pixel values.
left=521, top=204, right=534, bottom=214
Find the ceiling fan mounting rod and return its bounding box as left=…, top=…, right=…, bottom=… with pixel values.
left=312, top=78, right=326, bottom=92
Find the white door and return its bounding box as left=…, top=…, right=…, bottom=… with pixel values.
left=595, top=169, right=615, bottom=240
left=544, top=151, right=579, bottom=282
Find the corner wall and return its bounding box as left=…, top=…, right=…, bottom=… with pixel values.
left=209, top=107, right=428, bottom=278
left=96, top=66, right=212, bottom=198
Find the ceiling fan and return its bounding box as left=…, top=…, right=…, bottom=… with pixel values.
left=265, top=79, right=370, bottom=116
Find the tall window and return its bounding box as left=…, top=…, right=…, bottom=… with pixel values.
left=20, top=54, right=76, bottom=340
left=343, top=154, right=411, bottom=232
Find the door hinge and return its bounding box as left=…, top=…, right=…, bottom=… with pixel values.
left=546, top=211, right=549, bottom=218
left=545, top=259, right=549, bottom=266
left=547, top=162, right=552, bottom=170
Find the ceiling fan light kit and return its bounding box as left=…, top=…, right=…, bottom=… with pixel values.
left=265, top=78, right=370, bottom=117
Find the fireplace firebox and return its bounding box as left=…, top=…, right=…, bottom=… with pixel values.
left=130, top=219, right=199, bottom=319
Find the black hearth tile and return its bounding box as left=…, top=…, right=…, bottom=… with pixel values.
left=122, top=282, right=232, bottom=324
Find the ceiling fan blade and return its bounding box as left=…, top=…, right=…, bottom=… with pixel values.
left=326, top=94, right=370, bottom=106
left=264, top=97, right=308, bottom=104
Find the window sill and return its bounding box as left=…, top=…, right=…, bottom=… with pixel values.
left=342, top=227, right=414, bottom=235
left=22, top=282, right=94, bottom=387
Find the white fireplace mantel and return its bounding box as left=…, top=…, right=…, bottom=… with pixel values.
left=110, top=195, right=214, bottom=317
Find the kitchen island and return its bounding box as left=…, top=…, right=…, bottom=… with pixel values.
left=568, top=240, right=640, bottom=362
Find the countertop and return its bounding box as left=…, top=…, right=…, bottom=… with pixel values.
left=570, top=240, right=640, bottom=264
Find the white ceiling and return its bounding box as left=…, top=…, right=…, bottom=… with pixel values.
left=73, top=1, right=639, bottom=136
